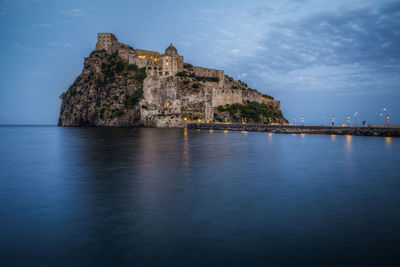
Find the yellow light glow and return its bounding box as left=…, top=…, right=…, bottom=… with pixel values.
left=168, top=104, right=172, bottom=109
left=301, top=133, right=306, bottom=137
left=138, top=56, right=146, bottom=59
left=209, top=129, right=214, bottom=133
left=241, top=131, right=248, bottom=134
left=197, top=118, right=202, bottom=122
left=224, top=130, right=229, bottom=133
left=385, top=137, right=392, bottom=145
left=331, top=134, right=336, bottom=140
left=242, top=122, right=246, bottom=124
left=206, top=120, right=210, bottom=123
left=183, top=117, right=188, bottom=121
left=165, top=62, right=169, bottom=66
left=342, top=124, right=347, bottom=127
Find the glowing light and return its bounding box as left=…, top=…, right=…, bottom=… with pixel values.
left=300, top=133, right=306, bottom=137
left=242, top=121, right=246, bottom=124
left=183, top=117, right=188, bottom=121
left=209, top=129, right=214, bottom=133
left=385, top=137, right=392, bottom=145
left=206, top=120, right=210, bottom=123
left=268, top=133, right=273, bottom=137
left=241, top=131, right=248, bottom=134
left=224, top=130, right=229, bottom=133
left=138, top=56, right=146, bottom=59
left=342, top=124, right=347, bottom=127
left=331, top=134, right=336, bottom=140
left=168, top=104, right=172, bottom=109
left=197, top=118, right=202, bottom=123
left=345, top=135, right=352, bottom=148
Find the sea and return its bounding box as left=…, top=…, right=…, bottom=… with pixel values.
left=0, top=126, right=399, bottom=266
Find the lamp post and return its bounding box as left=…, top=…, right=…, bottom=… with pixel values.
left=301, top=116, right=304, bottom=126
left=331, top=116, right=335, bottom=126
left=347, top=115, right=350, bottom=127
left=353, top=112, right=358, bottom=126
left=383, top=108, right=387, bottom=126
left=380, top=113, right=383, bottom=127
left=387, top=115, right=390, bottom=127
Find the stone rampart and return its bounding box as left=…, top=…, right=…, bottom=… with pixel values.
left=212, top=88, right=243, bottom=107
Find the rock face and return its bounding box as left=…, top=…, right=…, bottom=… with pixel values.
left=58, top=50, right=145, bottom=126
left=58, top=48, right=287, bottom=127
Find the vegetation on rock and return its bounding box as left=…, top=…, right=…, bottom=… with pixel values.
left=214, top=101, right=287, bottom=124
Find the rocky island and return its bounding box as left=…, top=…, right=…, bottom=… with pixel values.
left=58, top=33, right=287, bottom=127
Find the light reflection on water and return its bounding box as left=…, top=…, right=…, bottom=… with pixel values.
left=0, top=126, right=399, bottom=267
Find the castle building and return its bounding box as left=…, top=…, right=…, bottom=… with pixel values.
left=95, top=33, right=184, bottom=77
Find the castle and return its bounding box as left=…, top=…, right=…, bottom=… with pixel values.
left=58, top=33, right=284, bottom=127
left=96, top=33, right=225, bottom=85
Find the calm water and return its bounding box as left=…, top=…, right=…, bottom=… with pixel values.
left=0, top=126, right=399, bottom=266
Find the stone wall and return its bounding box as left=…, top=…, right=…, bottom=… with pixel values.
left=242, top=91, right=263, bottom=104
left=212, top=88, right=243, bottom=107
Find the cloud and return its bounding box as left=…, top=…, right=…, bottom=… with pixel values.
left=14, top=44, right=33, bottom=52
left=59, top=9, right=85, bottom=17
left=213, top=1, right=400, bottom=96
left=49, top=41, right=74, bottom=48
left=33, top=23, right=52, bottom=27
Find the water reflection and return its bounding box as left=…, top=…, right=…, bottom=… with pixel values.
left=385, top=137, right=392, bottom=147
left=1, top=127, right=400, bottom=266
left=331, top=134, right=336, bottom=141
left=345, top=135, right=352, bottom=149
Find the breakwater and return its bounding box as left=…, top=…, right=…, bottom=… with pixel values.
left=187, top=123, right=400, bottom=137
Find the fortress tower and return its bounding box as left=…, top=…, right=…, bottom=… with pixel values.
left=95, top=33, right=118, bottom=52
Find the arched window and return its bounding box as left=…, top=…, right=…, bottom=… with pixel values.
left=154, top=71, right=157, bottom=76
left=165, top=72, right=169, bottom=76
left=148, top=67, right=152, bottom=70
left=159, top=72, right=163, bottom=76
left=159, top=67, right=162, bottom=70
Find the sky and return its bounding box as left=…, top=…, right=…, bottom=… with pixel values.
left=0, top=0, right=399, bottom=125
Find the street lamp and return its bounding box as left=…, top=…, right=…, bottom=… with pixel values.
left=347, top=115, right=350, bottom=127
left=301, top=116, right=304, bottom=126
left=380, top=113, right=384, bottom=127
left=331, top=116, right=335, bottom=126
left=353, top=112, right=358, bottom=126
left=383, top=108, right=387, bottom=126
left=387, top=115, right=390, bottom=127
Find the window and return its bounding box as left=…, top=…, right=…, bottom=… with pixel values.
left=159, top=72, right=163, bottom=76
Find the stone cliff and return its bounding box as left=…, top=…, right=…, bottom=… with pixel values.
left=58, top=37, right=288, bottom=127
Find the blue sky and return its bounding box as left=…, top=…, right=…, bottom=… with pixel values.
left=0, top=0, right=399, bottom=125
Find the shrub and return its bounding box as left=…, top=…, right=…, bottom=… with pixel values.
left=184, top=63, right=193, bottom=68
left=124, top=88, right=144, bottom=107
left=192, top=83, right=200, bottom=89
left=177, top=71, right=188, bottom=77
